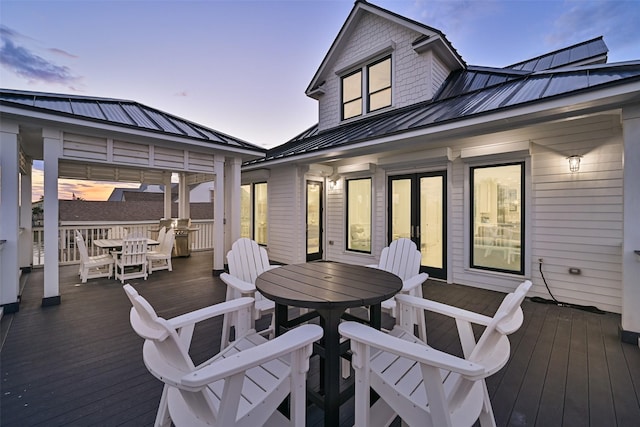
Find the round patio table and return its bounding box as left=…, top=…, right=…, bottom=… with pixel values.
left=256, top=262, right=402, bottom=427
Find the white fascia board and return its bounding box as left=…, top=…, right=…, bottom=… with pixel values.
left=0, top=105, right=266, bottom=159
left=248, top=81, right=640, bottom=169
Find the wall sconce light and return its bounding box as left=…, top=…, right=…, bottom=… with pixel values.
left=567, top=155, right=582, bottom=172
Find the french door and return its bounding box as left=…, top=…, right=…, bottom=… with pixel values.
left=388, top=171, right=447, bottom=279
left=306, top=181, right=323, bottom=261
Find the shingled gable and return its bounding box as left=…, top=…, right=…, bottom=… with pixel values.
left=305, top=0, right=464, bottom=98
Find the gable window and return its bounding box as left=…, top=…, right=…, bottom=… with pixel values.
left=341, top=56, right=391, bottom=120
left=240, top=182, right=268, bottom=245
left=346, top=177, right=372, bottom=253
left=368, top=57, right=391, bottom=112
left=342, top=70, right=362, bottom=120
left=470, top=163, right=523, bottom=274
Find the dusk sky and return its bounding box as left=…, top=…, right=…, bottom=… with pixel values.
left=2, top=0, right=639, bottom=201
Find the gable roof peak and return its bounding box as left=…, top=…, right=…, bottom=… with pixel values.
left=306, top=0, right=464, bottom=96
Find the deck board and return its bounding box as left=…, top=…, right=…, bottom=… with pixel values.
left=1, top=250, right=639, bottom=426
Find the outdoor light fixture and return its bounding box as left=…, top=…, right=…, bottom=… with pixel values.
left=568, top=155, right=582, bottom=172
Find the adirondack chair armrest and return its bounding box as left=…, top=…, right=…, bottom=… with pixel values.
left=266, top=264, right=281, bottom=271
left=220, top=272, right=256, bottom=294
left=401, top=272, right=429, bottom=292
left=167, top=297, right=255, bottom=330
left=395, top=294, right=493, bottom=326
left=339, top=321, right=484, bottom=378
left=181, top=324, right=323, bottom=389
left=365, top=264, right=378, bottom=269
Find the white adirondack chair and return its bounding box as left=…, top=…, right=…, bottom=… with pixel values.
left=219, top=238, right=279, bottom=348
left=366, top=238, right=429, bottom=339
left=114, top=234, right=148, bottom=283
left=75, top=230, right=114, bottom=283
left=124, top=284, right=322, bottom=427
left=147, top=228, right=175, bottom=274
left=339, top=280, right=532, bottom=427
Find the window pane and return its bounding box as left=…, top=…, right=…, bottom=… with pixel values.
left=347, top=178, right=371, bottom=253
left=472, top=164, right=522, bottom=273
left=240, top=184, right=251, bottom=238
left=369, top=88, right=391, bottom=112
left=368, top=57, right=390, bottom=93
left=254, top=183, right=268, bottom=245
left=342, top=71, right=362, bottom=120
left=343, top=71, right=362, bottom=102
left=343, top=99, right=362, bottom=119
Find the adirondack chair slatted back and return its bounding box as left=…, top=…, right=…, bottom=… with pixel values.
left=159, top=228, right=175, bottom=256
left=121, top=235, right=148, bottom=266
left=377, top=238, right=421, bottom=281
left=75, top=231, right=90, bottom=263
left=157, top=227, right=167, bottom=249
left=467, top=280, right=531, bottom=374
left=227, top=238, right=271, bottom=284
left=124, top=285, right=217, bottom=420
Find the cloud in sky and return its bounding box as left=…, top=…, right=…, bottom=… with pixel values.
left=547, top=1, right=640, bottom=60
left=0, top=25, right=81, bottom=88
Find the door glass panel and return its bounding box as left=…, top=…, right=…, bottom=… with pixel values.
left=420, top=176, right=443, bottom=268
left=307, top=182, right=321, bottom=255
left=254, top=183, right=268, bottom=245
left=390, top=179, right=411, bottom=240
left=240, top=184, right=251, bottom=238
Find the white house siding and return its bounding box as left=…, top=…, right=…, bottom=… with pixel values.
left=448, top=113, right=623, bottom=313
left=265, top=166, right=304, bottom=264
left=318, top=12, right=448, bottom=131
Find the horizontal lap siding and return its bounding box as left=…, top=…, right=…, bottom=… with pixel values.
left=451, top=114, right=623, bottom=313
left=531, top=115, right=623, bottom=313
left=266, top=166, right=303, bottom=264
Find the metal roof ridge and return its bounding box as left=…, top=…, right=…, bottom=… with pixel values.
left=504, top=36, right=606, bottom=69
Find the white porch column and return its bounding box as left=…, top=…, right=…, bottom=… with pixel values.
left=178, top=172, right=189, bottom=219
left=621, top=105, right=640, bottom=343
left=224, top=157, right=242, bottom=251
left=162, top=172, right=172, bottom=219
left=213, top=155, right=225, bottom=272
left=0, top=120, right=20, bottom=313
left=19, top=160, right=33, bottom=269
left=42, top=128, right=62, bottom=306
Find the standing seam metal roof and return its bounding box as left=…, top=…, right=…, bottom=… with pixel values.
left=0, top=89, right=266, bottom=152
left=250, top=62, right=640, bottom=165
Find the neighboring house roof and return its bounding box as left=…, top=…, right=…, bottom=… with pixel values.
left=306, top=0, right=464, bottom=96
left=249, top=50, right=640, bottom=166
left=0, top=89, right=266, bottom=152
left=59, top=200, right=214, bottom=221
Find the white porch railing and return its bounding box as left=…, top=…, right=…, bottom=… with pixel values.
left=32, top=220, right=214, bottom=267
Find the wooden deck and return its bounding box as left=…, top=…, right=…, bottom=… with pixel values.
left=1, top=250, right=639, bottom=426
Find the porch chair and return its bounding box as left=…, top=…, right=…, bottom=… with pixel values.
left=219, top=238, right=279, bottom=348
left=74, top=230, right=114, bottom=283
left=114, top=233, right=148, bottom=283
left=366, top=238, right=429, bottom=340
left=124, top=284, right=322, bottom=427
left=147, top=228, right=175, bottom=274
left=339, top=280, right=532, bottom=427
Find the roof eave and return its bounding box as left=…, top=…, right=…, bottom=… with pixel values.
left=247, top=80, right=640, bottom=169
left=0, top=103, right=267, bottom=159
